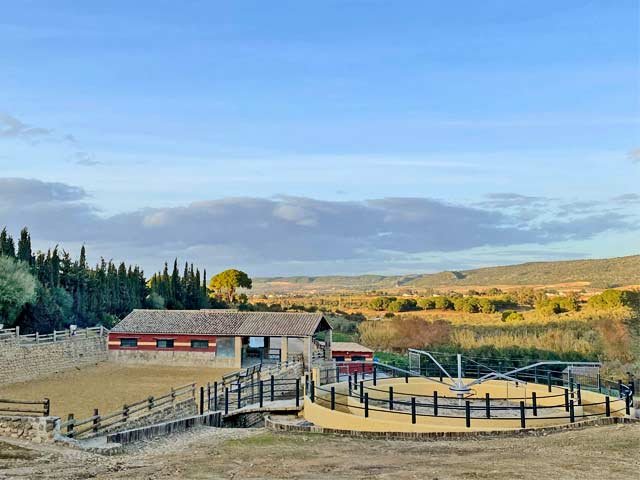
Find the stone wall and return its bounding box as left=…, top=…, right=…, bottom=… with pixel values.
left=99, top=398, right=198, bottom=436
left=108, top=349, right=238, bottom=368
left=0, top=416, right=58, bottom=443
left=0, top=336, right=108, bottom=386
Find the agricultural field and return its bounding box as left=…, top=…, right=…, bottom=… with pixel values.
left=0, top=423, right=638, bottom=479
left=0, top=363, right=235, bottom=419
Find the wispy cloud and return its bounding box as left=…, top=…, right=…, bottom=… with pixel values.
left=0, top=111, right=100, bottom=167
left=0, top=112, right=52, bottom=142
left=628, top=148, right=640, bottom=164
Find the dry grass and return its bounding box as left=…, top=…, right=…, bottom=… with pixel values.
left=0, top=362, right=235, bottom=419
left=1, top=423, right=638, bottom=479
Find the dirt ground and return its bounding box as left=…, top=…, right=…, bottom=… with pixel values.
left=0, top=423, right=638, bottom=479
left=0, top=363, right=235, bottom=419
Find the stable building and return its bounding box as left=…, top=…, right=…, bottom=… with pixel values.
left=331, top=342, right=374, bottom=373
left=108, top=309, right=332, bottom=368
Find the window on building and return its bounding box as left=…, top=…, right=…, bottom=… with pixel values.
left=156, top=339, right=175, bottom=349
left=191, top=339, right=209, bottom=349
left=352, top=355, right=366, bottom=362
left=333, top=355, right=345, bottom=361
left=119, top=338, right=138, bottom=348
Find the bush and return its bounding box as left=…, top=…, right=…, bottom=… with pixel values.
left=387, top=298, right=417, bottom=312
left=434, top=296, right=454, bottom=310
left=535, top=296, right=579, bottom=316
left=453, top=297, right=480, bottom=313
left=417, top=297, right=436, bottom=310
left=588, top=289, right=640, bottom=310
left=369, top=296, right=396, bottom=311
left=501, top=311, right=524, bottom=322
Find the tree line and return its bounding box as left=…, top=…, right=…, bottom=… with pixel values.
left=0, top=227, right=250, bottom=333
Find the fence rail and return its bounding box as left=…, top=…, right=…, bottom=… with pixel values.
left=0, top=397, right=50, bottom=416
left=0, top=326, right=108, bottom=346
left=59, top=383, right=196, bottom=439
left=203, top=376, right=302, bottom=416
left=307, top=361, right=634, bottom=429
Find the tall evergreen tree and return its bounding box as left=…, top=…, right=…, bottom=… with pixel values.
left=17, top=228, right=33, bottom=265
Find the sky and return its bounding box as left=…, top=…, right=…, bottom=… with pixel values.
left=0, top=1, right=639, bottom=277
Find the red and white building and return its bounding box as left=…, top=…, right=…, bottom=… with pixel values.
left=108, top=309, right=333, bottom=368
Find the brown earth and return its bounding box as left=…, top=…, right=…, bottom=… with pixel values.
left=0, top=422, right=638, bottom=479
left=0, top=363, right=235, bottom=420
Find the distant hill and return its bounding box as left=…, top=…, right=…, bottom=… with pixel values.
left=252, top=255, right=640, bottom=294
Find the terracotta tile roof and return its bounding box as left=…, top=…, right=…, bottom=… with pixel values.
left=331, top=342, right=373, bottom=353
left=111, top=310, right=331, bottom=337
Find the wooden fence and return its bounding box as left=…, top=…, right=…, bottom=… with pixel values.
left=59, top=383, right=196, bottom=439
left=0, top=325, right=108, bottom=345
left=0, top=398, right=50, bottom=416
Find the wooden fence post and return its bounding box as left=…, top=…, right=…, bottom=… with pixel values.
left=577, top=384, right=582, bottom=406
left=200, top=386, right=205, bottom=415
left=485, top=393, right=491, bottom=418
left=434, top=391, right=438, bottom=417
left=123, top=404, right=129, bottom=423
left=93, top=409, right=99, bottom=433
left=224, top=387, right=229, bottom=415
left=389, top=387, right=394, bottom=411
left=259, top=380, right=264, bottom=408
left=411, top=397, right=416, bottom=424
left=213, top=381, right=218, bottom=411
left=295, top=378, right=300, bottom=407
left=520, top=401, right=526, bottom=428
left=43, top=398, right=50, bottom=416
left=67, top=413, right=74, bottom=437
left=532, top=392, right=537, bottom=416
left=270, top=375, right=275, bottom=402
left=465, top=401, right=471, bottom=428
left=569, top=400, right=575, bottom=423
left=605, top=396, right=611, bottom=417
left=331, top=387, right=336, bottom=410
left=148, top=396, right=154, bottom=410
left=364, top=392, right=369, bottom=418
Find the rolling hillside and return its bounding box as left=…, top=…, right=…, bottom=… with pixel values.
left=252, top=255, right=640, bottom=294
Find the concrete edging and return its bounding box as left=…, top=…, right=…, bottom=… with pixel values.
left=264, top=415, right=638, bottom=441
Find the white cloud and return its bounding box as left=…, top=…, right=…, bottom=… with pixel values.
left=0, top=177, right=637, bottom=274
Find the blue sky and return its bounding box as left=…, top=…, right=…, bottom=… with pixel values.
left=0, top=1, right=639, bottom=276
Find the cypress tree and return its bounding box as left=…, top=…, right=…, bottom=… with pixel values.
left=17, top=228, right=33, bottom=265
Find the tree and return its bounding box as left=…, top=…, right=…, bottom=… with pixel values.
left=369, top=296, right=393, bottom=311
left=0, top=256, right=37, bottom=326
left=0, top=228, right=16, bottom=258
left=208, top=269, right=252, bottom=303
left=387, top=298, right=417, bottom=312
left=17, top=228, right=33, bottom=265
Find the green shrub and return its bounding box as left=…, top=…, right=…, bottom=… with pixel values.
left=588, top=289, right=640, bottom=310
left=387, top=298, right=418, bottom=312
left=434, top=296, right=454, bottom=310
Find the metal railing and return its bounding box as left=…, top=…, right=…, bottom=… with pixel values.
left=0, top=397, right=50, bottom=417
left=306, top=361, right=633, bottom=429
left=59, top=383, right=196, bottom=439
